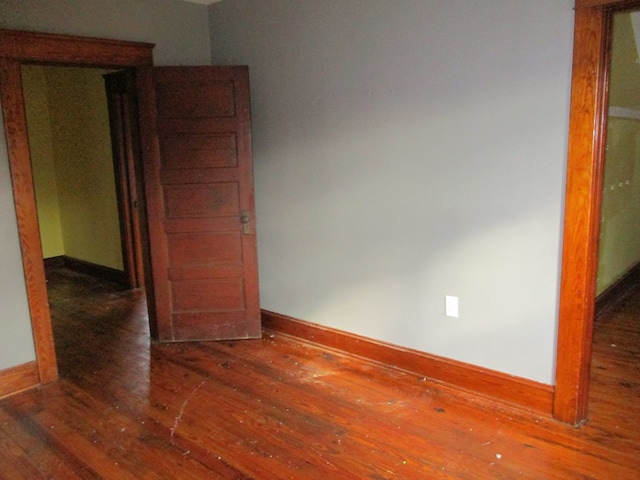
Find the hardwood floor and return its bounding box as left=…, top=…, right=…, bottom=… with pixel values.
left=0, top=268, right=638, bottom=479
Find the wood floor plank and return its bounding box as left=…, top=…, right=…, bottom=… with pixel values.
left=0, top=400, right=99, bottom=479
left=0, top=267, right=638, bottom=478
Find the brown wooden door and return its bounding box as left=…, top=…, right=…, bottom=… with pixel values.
left=137, top=66, right=261, bottom=342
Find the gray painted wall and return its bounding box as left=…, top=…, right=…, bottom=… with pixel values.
left=0, top=0, right=211, bottom=372
left=0, top=113, right=36, bottom=370
left=209, top=0, right=575, bottom=384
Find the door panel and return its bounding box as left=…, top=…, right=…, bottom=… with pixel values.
left=139, top=66, right=260, bottom=342
left=159, top=133, right=237, bottom=169
left=164, top=184, right=240, bottom=218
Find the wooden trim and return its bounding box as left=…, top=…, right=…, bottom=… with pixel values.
left=104, top=70, right=146, bottom=290
left=135, top=66, right=163, bottom=339
left=555, top=4, right=608, bottom=426
left=596, top=261, right=640, bottom=315
left=0, top=30, right=154, bottom=66
left=43, top=256, right=66, bottom=271
left=60, top=256, right=128, bottom=286
left=0, top=58, right=58, bottom=384
left=0, top=362, right=39, bottom=399
left=0, top=30, right=155, bottom=396
left=553, top=1, right=640, bottom=425
left=576, top=0, right=640, bottom=9
left=263, top=310, right=554, bottom=415
left=44, top=255, right=127, bottom=285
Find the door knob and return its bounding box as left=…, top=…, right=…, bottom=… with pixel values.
left=241, top=211, right=251, bottom=234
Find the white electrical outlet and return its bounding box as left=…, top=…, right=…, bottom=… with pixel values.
left=445, top=295, right=459, bottom=318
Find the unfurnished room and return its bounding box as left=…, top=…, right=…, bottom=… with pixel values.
left=0, top=0, right=638, bottom=478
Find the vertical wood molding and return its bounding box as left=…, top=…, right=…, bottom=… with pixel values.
left=557, top=0, right=640, bottom=425
left=104, top=70, right=147, bottom=290
left=555, top=5, right=609, bottom=425
left=135, top=65, right=164, bottom=339
left=0, top=58, right=58, bottom=384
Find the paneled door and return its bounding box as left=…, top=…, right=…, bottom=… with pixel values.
left=138, top=66, right=261, bottom=342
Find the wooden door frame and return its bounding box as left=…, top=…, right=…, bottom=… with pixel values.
left=0, top=29, right=154, bottom=386
left=104, top=70, right=146, bottom=290
left=554, top=0, right=640, bottom=424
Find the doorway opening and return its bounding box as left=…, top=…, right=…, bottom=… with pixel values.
left=0, top=29, right=155, bottom=385
left=21, top=65, right=143, bottom=288
left=2, top=30, right=261, bottom=394
left=20, top=64, right=148, bottom=376
left=594, top=9, right=640, bottom=311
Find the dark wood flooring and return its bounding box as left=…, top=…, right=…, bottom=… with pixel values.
left=0, top=268, right=638, bottom=479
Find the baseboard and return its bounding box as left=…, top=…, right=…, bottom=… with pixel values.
left=0, top=361, right=39, bottom=399
left=262, top=310, right=554, bottom=415
left=45, top=255, right=127, bottom=286
left=43, top=255, right=65, bottom=270
left=596, top=261, right=640, bottom=317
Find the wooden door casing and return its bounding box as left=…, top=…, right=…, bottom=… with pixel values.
left=555, top=0, right=640, bottom=424
left=139, top=66, right=261, bottom=342
left=0, top=30, right=155, bottom=388
left=104, top=70, right=146, bottom=290
left=1, top=30, right=263, bottom=399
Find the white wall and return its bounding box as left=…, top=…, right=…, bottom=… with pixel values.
left=209, top=0, right=575, bottom=384
left=0, top=0, right=211, bottom=372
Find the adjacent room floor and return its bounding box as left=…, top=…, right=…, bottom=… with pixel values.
left=0, top=268, right=638, bottom=479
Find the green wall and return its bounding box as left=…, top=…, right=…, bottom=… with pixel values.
left=597, top=12, right=640, bottom=294
left=22, top=66, right=65, bottom=258
left=22, top=65, right=123, bottom=271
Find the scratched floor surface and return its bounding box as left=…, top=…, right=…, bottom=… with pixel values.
left=0, top=268, right=638, bottom=479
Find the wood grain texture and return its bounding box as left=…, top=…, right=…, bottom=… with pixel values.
left=104, top=70, right=145, bottom=290
left=555, top=3, right=609, bottom=426
left=0, top=30, right=153, bottom=66
left=0, top=268, right=636, bottom=479
left=0, top=362, right=38, bottom=399
left=140, top=66, right=261, bottom=342
left=0, top=59, right=58, bottom=384
left=554, top=0, right=640, bottom=425
left=0, top=30, right=155, bottom=397
left=262, top=310, right=554, bottom=415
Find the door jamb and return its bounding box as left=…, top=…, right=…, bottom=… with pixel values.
left=554, top=0, right=639, bottom=424
left=0, top=29, right=154, bottom=386
left=104, top=70, right=146, bottom=290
